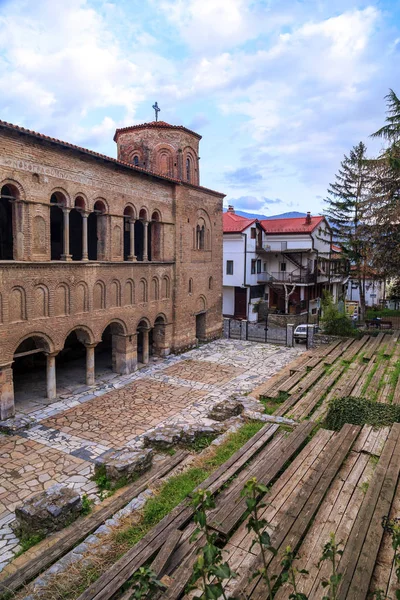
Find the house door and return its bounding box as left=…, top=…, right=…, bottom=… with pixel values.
left=234, top=287, right=247, bottom=319
left=196, top=313, right=206, bottom=341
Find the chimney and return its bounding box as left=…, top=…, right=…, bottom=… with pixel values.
left=305, top=211, right=311, bottom=225
left=227, top=205, right=235, bottom=214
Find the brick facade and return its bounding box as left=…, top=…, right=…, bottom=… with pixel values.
left=0, top=120, right=224, bottom=419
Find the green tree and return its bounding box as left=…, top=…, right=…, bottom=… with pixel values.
left=324, top=142, right=370, bottom=322
left=367, top=89, right=400, bottom=279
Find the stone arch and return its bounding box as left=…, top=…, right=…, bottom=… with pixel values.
left=154, top=313, right=167, bottom=326
left=154, top=144, right=175, bottom=177
left=100, top=319, right=127, bottom=337
left=9, top=286, right=27, bottom=322
left=0, top=181, right=22, bottom=260
left=124, top=204, right=136, bottom=219
left=196, top=295, right=207, bottom=314
left=124, top=279, right=135, bottom=305
left=123, top=205, right=135, bottom=261
left=74, top=193, right=88, bottom=211
left=62, top=325, right=94, bottom=347
left=139, top=207, right=148, bottom=220
left=54, top=283, right=70, bottom=316
left=110, top=279, right=121, bottom=307
left=136, top=317, right=151, bottom=330
left=91, top=197, right=108, bottom=213
left=50, top=191, right=68, bottom=260
left=49, top=188, right=70, bottom=207
left=128, top=148, right=144, bottom=167
left=151, top=277, right=160, bottom=301
left=75, top=281, right=89, bottom=313
left=139, top=278, right=148, bottom=304
left=0, top=178, right=26, bottom=201
left=13, top=332, right=53, bottom=356
left=93, top=280, right=106, bottom=310
left=183, top=146, right=198, bottom=184
left=162, top=275, right=170, bottom=299
left=33, top=284, right=50, bottom=319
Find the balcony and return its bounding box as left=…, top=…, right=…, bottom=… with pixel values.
left=257, top=269, right=316, bottom=284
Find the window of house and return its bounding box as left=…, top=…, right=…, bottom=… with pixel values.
left=250, top=228, right=256, bottom=239
left=226, top=260, right=234, bottom=275
left=263, top=262, right=267, bottom=272
left=257, top=259, right=261, bottom=274
left=280, top=262, right=287, bottom=272
left=189, top=278, right=193, bottom=294
left=251, top=259, right=256, bottom=274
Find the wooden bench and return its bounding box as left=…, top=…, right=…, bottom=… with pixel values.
left=366, top=319, right=393, bottom=330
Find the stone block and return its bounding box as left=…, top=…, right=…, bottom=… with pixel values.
left=207, top=399, right=244, bottom=421
left=143, top=422, right=222, bottom=450
left=94, top=447, right=153, bottom=484
left=13, top=485, right=82, bottom=537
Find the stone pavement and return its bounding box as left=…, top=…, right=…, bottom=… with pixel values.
left=0, top=339, right=303, bottom=570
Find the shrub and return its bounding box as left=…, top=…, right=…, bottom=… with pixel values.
left=325, top=396, right=400, bottom=431
left=321, top=292, right=355, bottom=337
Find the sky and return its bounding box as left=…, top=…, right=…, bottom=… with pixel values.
left=0, top=0, right=399, bottom=216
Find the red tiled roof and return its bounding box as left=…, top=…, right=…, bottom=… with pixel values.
left=0, top=119, right=224, bottom=197
left=113, top=121, right=202, bottom=142
left=260, top=215, right=325, bottom=234
left=331, top=244, right=342, bottom=252
left=223, top=211, right=256, bottom=233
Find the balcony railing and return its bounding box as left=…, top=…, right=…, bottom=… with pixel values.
left=257, top=270, right=316, bottom=284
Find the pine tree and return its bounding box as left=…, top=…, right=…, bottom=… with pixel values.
left=367, top=89, right=400, bottom=279
left=324, top=142, right=371, bottom=322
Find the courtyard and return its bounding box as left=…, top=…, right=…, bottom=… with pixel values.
left=0, top=339, right=302, bottom=569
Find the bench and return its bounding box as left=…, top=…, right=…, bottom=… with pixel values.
left=365, top=319, right=392, bottom=330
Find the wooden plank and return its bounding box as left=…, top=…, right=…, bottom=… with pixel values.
left=251, top=354, right=312, bottom=398
left=342, top=335, right=369, bottom=362
left=76, top=424, right=280, bottom=600
left=384, top=332, right=400, bottom=357
left=209, top=421, right=315, bottom=536
left=287, top=365, right=346, bottom=421
left=351, top=357, right=376, bottom=397
left=117, top=530, right=182, bottom=600
left=337, top=423, right=400, bottom=599
left=323, top=338, right=355, bottom=365
left=234, top=424, right=361, bottom=599
left=0, top=450, right=189, bottom=595
left=339, top=362, right=368, bottom=397
left=363, top=332, right=386, bottom=361
left=392, top=374, right=400, bottom=405
left=364, top=360, right=387, bottom=400
left=274, top=451, right=371, bottom=599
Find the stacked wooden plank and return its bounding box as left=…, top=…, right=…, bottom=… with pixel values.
left=363, top=332, right=387, bottom=361
left=341, top=335, right=369, bottom=362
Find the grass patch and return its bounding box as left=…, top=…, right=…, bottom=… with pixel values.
left=13, top=532, right=45, bottom=558
left=260, top=392, right=289, bottom=415
left=325, top=396, right=400, bottom=430
left=92, top=465, right=134, bottom=499
left=114, top=420, right=264, bottom=547
left=188, top=435, right=217, bottom=453
left=366, top=309, right=400, bottom=318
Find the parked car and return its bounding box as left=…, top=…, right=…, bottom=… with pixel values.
left=294, top=324, right=320, bottom=343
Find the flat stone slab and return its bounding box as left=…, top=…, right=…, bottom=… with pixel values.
left=13, top=485, right=82, bottom=537
left=94, top=448, right=153, bottom=484
left=0, top=415, right=36, bottom=434
left=207, top=399, right=244, bottom=421
left=143, top=422, right=223, bottom=450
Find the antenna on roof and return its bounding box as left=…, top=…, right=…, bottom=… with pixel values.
left=152, top=102, right=160, bottom=122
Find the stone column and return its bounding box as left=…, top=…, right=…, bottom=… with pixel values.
left=0, top=364, right=15, bottom=420
left=112, top=335, right=136, bottom=374
left=86, top=344, right=96, bottom=385
left=128, top=219, right=136, bottom=261
left=61, top=208, right=72, bottom=260
left=143, top=221, right=149, bottom=261
left=46, top=353, right=57, bottom=400
left=287, top=323, right=294, bottom=347
left=142, top=329, right=150, bottom=364
left=82, top=213, right=89, bottom=261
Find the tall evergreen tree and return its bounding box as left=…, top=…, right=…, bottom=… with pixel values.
left=367, top=89, right=400, bottom=279
left=324, top=142, right=371, bottom=321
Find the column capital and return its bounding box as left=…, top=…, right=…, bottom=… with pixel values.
left=85, top=343, right=98, bottom=349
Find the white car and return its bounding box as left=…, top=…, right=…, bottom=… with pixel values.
left=294, top=324, right=319, bottom=343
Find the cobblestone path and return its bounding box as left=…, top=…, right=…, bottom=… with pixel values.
left=0, top=339, right=303, bottom=569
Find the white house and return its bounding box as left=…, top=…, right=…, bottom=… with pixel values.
left=346, top=268, right=386, bottom=307
left=223, top=207, right=349, bottom=321
left=222, top=208, right=266, bottom=321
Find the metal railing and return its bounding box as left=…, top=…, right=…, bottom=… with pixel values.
left=257, top=270, right=316, bottom=284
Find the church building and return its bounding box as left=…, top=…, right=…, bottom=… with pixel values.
left=0, top=118, right=224, bottom=420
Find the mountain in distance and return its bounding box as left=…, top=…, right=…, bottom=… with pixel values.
left=223, top=209, right=307, bottom=220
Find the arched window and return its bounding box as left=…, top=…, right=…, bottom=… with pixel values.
left=186, top=157, right=191, bottom=182
left=69, top=197, right=84, bottom=260
left=196, top=219, right=206, bottom=250
left=50, top=192, right=66, bottom=260
left=0, top=185, right=15, bottom=260
left=88, top=200, right=106, bottom=261
left=208, top=276, right=213, bottom=290
left=123, top=206, right=134, bottom=261
left=188, top=278, right=193, bottom=294
left=133, top=155, right=139, bottom=166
